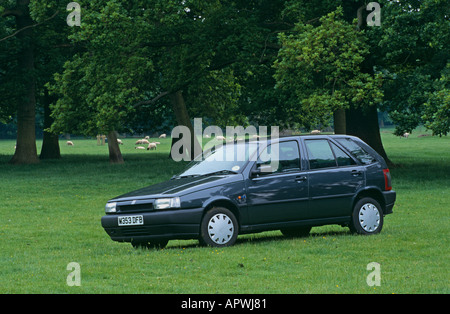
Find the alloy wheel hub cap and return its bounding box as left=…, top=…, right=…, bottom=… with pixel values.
left=359, top=203, right=380, bottom=232
left=208, top=214, right=234, bottom=244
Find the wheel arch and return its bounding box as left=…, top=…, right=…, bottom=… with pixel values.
left=202, top=198, right=241, bottom=227
left=353, top=187, right=386, bottom=213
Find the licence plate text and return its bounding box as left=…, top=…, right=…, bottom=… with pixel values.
left=118, top=215, right=144, bottom=226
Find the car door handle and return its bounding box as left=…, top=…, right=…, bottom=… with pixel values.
left=295, top=176, right=307, bottom=182
left=351, top=170, right=362, bottom=176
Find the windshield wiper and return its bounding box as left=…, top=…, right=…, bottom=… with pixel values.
left=171, top=174, right=201, bottom=179
left=201, top=170, right=239, bottom=176
left=173, top=169, right=239, bottom=179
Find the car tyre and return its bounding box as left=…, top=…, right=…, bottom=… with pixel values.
left=131, top=239, right=169, bottom=249
left=350, top=197, right=384, bottom=235
left=200, top=207, right=239, bottom=247
left=281, top=226, right=311, bottom=238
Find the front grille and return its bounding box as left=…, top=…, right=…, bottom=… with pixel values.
left=118, top=203, right=153, bottom=212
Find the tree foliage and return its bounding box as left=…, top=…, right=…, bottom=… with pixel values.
left=375, top=0, right=449, bottom=136
left=273, top=7, right=383, bottom=129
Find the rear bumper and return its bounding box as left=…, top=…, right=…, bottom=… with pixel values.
left=382, top=190, right=396, bottom=215
left=101, top=207, right=204, bottom=243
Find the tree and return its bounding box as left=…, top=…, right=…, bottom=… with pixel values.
left=1, top=0, right=40, bottom=164
left=274, top=7, right=383, bottom=140
left=49, top=0, right=282, bottom=162
left=422, top=64, right=450, bottom=136
left=1, top=0, right=70, bottom=163
left=374, top=0, right=449, bottom=136
left=49, top=0, right=156, bottom=163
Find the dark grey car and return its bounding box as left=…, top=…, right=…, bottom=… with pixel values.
left=101, top=135, right=396, bottom=248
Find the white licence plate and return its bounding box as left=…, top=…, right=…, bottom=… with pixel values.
left=118, top=215, right=144, bottom=226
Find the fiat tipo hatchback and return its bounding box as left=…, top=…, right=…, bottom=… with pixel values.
left=101, top=135, right=396, bottom=248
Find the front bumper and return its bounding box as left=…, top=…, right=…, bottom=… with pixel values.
left=382, top=190, right=396, bottom=215
left=101, top=208, right=204, bottom=243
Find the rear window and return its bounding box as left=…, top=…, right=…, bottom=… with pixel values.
left=335, top=138, right=376, bottom=165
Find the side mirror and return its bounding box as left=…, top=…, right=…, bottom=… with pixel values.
left=251, top=164, right=273, bottom=177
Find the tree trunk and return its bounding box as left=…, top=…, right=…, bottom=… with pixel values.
left=333, top=109, right=346, bottom=134
left=107, top=130, right=124, bottom=164
left=40, top=92, right=61, bottom=159
left=169, top=91, right=202, bottom=160
left=10, top=0, right=39, bottom=165
left=346, top=105, right=393, bottom=166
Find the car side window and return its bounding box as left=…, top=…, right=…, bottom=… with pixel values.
left=330, top=142, right=356, bottom=166
left=258, top=141, right=300, bottom=174
left=305, top=139, right=337, bottom=169
left=335, top=138, right=376, bottom=165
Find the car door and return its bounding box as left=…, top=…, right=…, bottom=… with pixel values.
left=246, top=140, right=309, bottom=225
left=304, top=138, right=364, bottom=219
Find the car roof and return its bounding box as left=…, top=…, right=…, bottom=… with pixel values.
left=258, top=134, right=359, bottom=141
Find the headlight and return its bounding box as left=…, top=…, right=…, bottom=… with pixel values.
left=154, top=197, right=181, bottom=210
left=105, top=202, right=117, bottom=214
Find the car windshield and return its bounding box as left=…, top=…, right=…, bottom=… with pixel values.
left=176, top=142, right=258, bottom=178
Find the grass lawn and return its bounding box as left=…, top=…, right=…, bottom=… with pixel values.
left=0, top=130, right=448, bottom=294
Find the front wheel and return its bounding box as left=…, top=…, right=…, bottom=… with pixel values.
left=200, top=207, right=239, bottom=247
left=349, top=197, right=384, bottom=235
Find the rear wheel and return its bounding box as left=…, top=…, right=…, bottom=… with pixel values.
left=200, top=207, right=238, bottom=247
left=350, top=197, right=383, bottom=235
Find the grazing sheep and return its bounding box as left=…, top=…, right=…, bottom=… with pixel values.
left=310, top=130, right=321, bottom=135
left=147, top=142, right=157, bottom=150
left=159, top=134, right=166, bottom=138
left=66, top=141, right=74, bottom=146
left=117, top=139, right=123, bottom=145
left=402, top=132, right=410, bottom=138
left=252, top=135, right=260, bottom=139
left=135, top=146, right=145, bottom=150
left=144, top=136, right=150, bottom=140
left=135, top=139, right=150, bottom=145
left=215, top=135, right=226, bottom=141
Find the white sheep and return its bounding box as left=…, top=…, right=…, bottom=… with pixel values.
left=135, top=146, right=145, bottom=150
left=402, top=132, right=410, bottom=138
left=215, top=135, right=226, bottom=141
left=147, top=142, right=157, bottom=150
left=159, top=134, right=166, bottom=138
left=117, top=139, right=123, bottom=145
left=135, top=139, right=150, bottom=145
left=66, top=141, right=74, bottom=146
left=310, top=130, right=321, bottom=135
left=144, top=136, right=150, bottom=140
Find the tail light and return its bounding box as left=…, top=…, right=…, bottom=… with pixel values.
left=383, top=169, right=392, bottom=191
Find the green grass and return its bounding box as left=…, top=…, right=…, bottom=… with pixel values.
left=0, top=131, right=449, bottom=294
